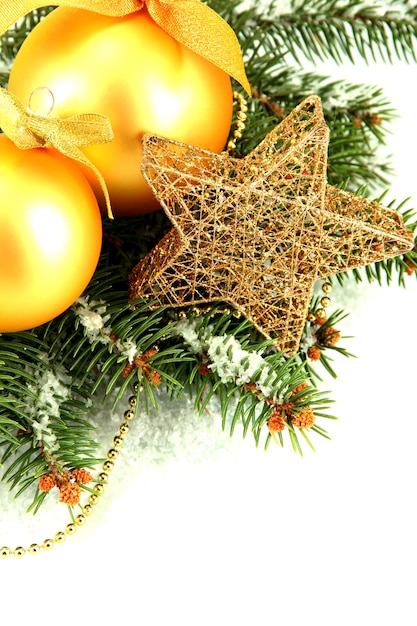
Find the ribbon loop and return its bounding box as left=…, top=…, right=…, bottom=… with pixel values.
left=0, top=87, right=115, bottom=218
left=0, top=0, right=250, bottom=95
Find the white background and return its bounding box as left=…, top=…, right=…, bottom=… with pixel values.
left=1, top=12, right=417, bottom=626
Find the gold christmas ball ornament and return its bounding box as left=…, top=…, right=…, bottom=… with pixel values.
left=9, top=7, right=234, bottom=217
left=0, top=135, right=102, bottom=333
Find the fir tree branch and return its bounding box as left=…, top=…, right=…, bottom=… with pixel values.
left=170, top=309, right=336, bottom=454
left=232, top=69, right=395, bottom=191
left=212, top=0, right=417, bottom=66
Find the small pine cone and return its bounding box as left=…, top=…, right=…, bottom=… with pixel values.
left=291, top=408, right=315, bottom=429
left=143, top=348, right=158, bottom=360
left=39, top=473, right=57, bottom=492
left=70, top=468, right=93, bottom=484
left=243, top=382, right=264, bottom=400
left=292, top=382, right=309, bottom=396
left=370, top=113, right=383, bottom=126
left=132, top=349, right=160, bottom=385
left=134, top=348, right=158, bottom=368
left=314, top=316, right=327, bottom=326
left=59, top=482, right=82, bottom=506
left=146, top=369, right=161, bottom=385
left=267, top=409, right=287, bottom=432
left=405, top=258, right=416, bottom=275
left=199, top=362, right=211, bottom=376
left=122, top=363, right=134, bottom=378
left=307, top=345, right=321, bottom=361
left=319, top=326, right=341, bottom=347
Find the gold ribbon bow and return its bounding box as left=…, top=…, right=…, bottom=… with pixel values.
left=0, top=87, right=115, bottom=218
left=0, top=0, right=251, bottom=95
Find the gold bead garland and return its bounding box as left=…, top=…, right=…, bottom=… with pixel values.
left=226, top=91, right=248, bottom=153
left=0, top=390, right=139, bottom=559
left=309, top=282, right=333, bottom=321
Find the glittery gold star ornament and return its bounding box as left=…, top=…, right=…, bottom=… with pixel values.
left=129, top=96, right=413, bottom=354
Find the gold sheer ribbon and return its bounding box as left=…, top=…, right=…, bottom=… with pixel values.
left=0, top=0, right=251, bottom=95
left=0, top=88, right=115, bottom=218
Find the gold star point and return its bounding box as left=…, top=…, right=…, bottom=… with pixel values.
left=129, top=96, right=413, bottom=354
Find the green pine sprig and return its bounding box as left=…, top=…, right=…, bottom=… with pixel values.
left=212, top=0, right=417, bottom=66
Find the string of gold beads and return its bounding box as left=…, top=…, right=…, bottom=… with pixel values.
left=177, top=305, right=242, bottom=321
left=0, top=389, right=139, bottom=559
left=307, top=282, right=333, bottom=322
left=227, top=91, right=248, bottom=152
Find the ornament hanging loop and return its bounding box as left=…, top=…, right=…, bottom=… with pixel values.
left=27, top=86, right=56, bottom=116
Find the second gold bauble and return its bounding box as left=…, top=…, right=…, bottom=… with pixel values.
left=0, top=135, right=102, bottom=332
left=8, top=7, right=234, bottom=217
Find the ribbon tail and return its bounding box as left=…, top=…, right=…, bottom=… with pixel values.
left=54, top=140, right=114, bottom=220
left=147, top=0, right=251, bottom=95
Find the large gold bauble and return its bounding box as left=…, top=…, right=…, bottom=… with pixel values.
left=0, top=135, right=102, bottom=332
left=8, top=7, right=234, bottom=217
